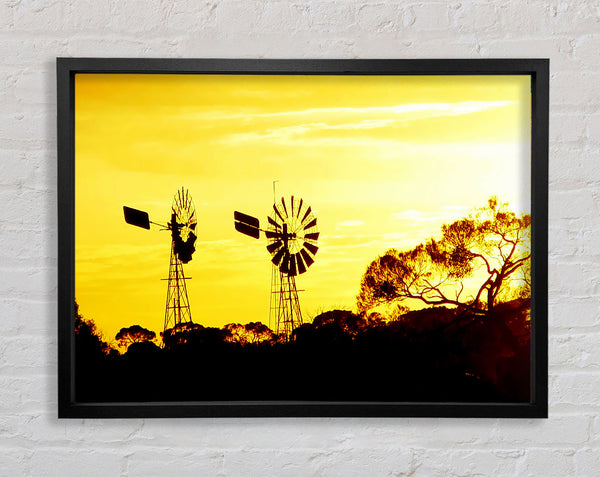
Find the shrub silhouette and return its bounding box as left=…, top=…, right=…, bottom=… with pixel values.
left=115, top=324, right=156, bottom=352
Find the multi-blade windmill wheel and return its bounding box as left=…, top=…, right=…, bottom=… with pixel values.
left=171, top=188, right=197, bottom=264
left=266, top=196, right=319, bottom=276
left=234, top=195, right=319, bottom=339
left=123, top=187, right=197, bottom=335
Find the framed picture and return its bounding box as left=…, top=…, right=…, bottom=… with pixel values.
left=58, top=58, right=548, bottom=418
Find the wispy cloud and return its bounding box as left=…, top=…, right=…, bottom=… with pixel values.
left=391, top=206, right=476, bottom=225
left=219, top=100, right=516, bottom=146
left=222, top=122, right=395, bottom=146
left=392, top=210, right=453, bottom=223
left=337, top=220, right=364, bottom=227
left=185, top=100, right=515, bottom=123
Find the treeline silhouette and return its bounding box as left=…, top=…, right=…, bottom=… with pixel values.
left=74, top=299, right=529, bottom=403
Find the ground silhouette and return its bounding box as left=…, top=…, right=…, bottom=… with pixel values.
left=74, top=300, right=529, bottom=403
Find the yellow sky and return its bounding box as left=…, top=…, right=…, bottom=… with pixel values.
left=74, top=73, right=531, bottom=342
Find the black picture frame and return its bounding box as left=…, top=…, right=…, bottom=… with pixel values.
left=57, top=58, right=548, bottom=418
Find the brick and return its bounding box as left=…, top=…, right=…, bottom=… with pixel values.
left=222, top=449, right=317, bottom=476
left=549, top=189, right=598, bottom=220
left=0, top=37, right=68, bottom=67
left=587, top=113, right=600, bottom=144
left=550, top=332, right=600, bottom=369
left=12, top=0, right=66, bottom=31
left=63, top=419, right=146, bottom=444
left=126, top=449, right=222, bottom=476
left=549, top=297, right=600, bottom=328
left=575, top=447, right=600, bottom=475
left=592, top=416, right=600, bottom=445
left=0, top=335, right=56, bottom=375
left=1, top=298, right=55, bottom=336
left=388, top=38, right=481, bottom=57
left=549, top=225, right=583, bottom=257
left=138, top=419, right=344, bottom=450
left=0, top=110, right=47, bottom=145
left=315, top=448, right=414, bottom=476
left=452, top=2, right=502, bottom=34
left=552, top=71, right=600, bottom=106
left=105, top=1, right=163, bottom=33
left=0, top=1, right=14, bottom=28
left=0, top=151, right=37, bottom=186
left=255, top=2, right=299, bottom=33
left=552, top=373, right=600, bottom=408
left=215, top=1, right=315, bottom=34
left=13, top=69, right=55, bottom=105
left=413, top=449, right=522, bottom=477
left=408, top=3, right=453, bottom=31
left=495, top=2, right=551, bottom=35
left=0, top=188, right=57, bottom=229
left=65, top=37, right=178, bottom=58
left=521, top=449, right=576, bottom=476
left=572, top=34, right=600, bottom=66
left=64, top=1, right=113, bottom=30
left=494, top=415, right=589, bottom=445
left=549, top=145, right=600, bottom=185
left=479, top=37, right=574, bottom=72
left=500, top=1, right=600, bottom=36
left=548, top=261, right=600, bottom=299
left=546, top=2, right=600, bottom=35
left=309, top=2, right=357, bottom=32
left=221, top=448, right=410, bottom=477
left=0, top=376, right=47, bottom=413
left=160, top=2, right=218, bottom=32
left=30, top=450, right=122, bottom=477
left=582, top=227, right=600, bottom=256
left=551, top=113, right=587, bottom=143
left=0, top=449, right=32, bottom=477
left=357, top=4, right=402, bottom=33
left=0, top=229, right=51, bottom=261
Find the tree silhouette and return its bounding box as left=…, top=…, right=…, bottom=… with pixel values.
left=224, top=322, right=275, bottom=345
left=162, top=322, right=205, bottom=349
left=244, top=322, right=275, bottom=344
left=358, top=197, right=531, bottom=315
left=223, top=323, right=246, bottom=344
left=312, top=310, right=368, bottom=337
left=115, top=324, right=156, bottom=351
left=74, top=301, right=113, bottom=357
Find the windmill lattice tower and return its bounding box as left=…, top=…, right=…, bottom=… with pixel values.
left=234, top=195, right=319, bottom=340
left=163, top=189, right=197, bottom=332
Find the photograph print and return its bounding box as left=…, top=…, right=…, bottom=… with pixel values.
left=63, top=61, right=544, bottom=416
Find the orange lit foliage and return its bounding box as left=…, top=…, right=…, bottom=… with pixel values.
left=224, top=322, right=275, bottom=345
left=358, top=197, right=531, bottom=315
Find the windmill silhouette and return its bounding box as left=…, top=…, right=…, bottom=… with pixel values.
left=123, top=187, right=197, bottom=334
left=234, top=195, right=319, bottom=339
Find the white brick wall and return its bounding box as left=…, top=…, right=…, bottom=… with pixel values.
left=0, top=0, right=597, bottom=475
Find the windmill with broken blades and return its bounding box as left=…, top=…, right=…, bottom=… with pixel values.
left=234, top=195, right=319, bottom=339
left=123, top=187, right=197, bottom=335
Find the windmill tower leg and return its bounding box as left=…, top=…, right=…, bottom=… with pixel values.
left=164, top=241, right=193, bottom=333
left=274, top=272, right=302, bottom=340
left=269, top=264, right=278, bottom=331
